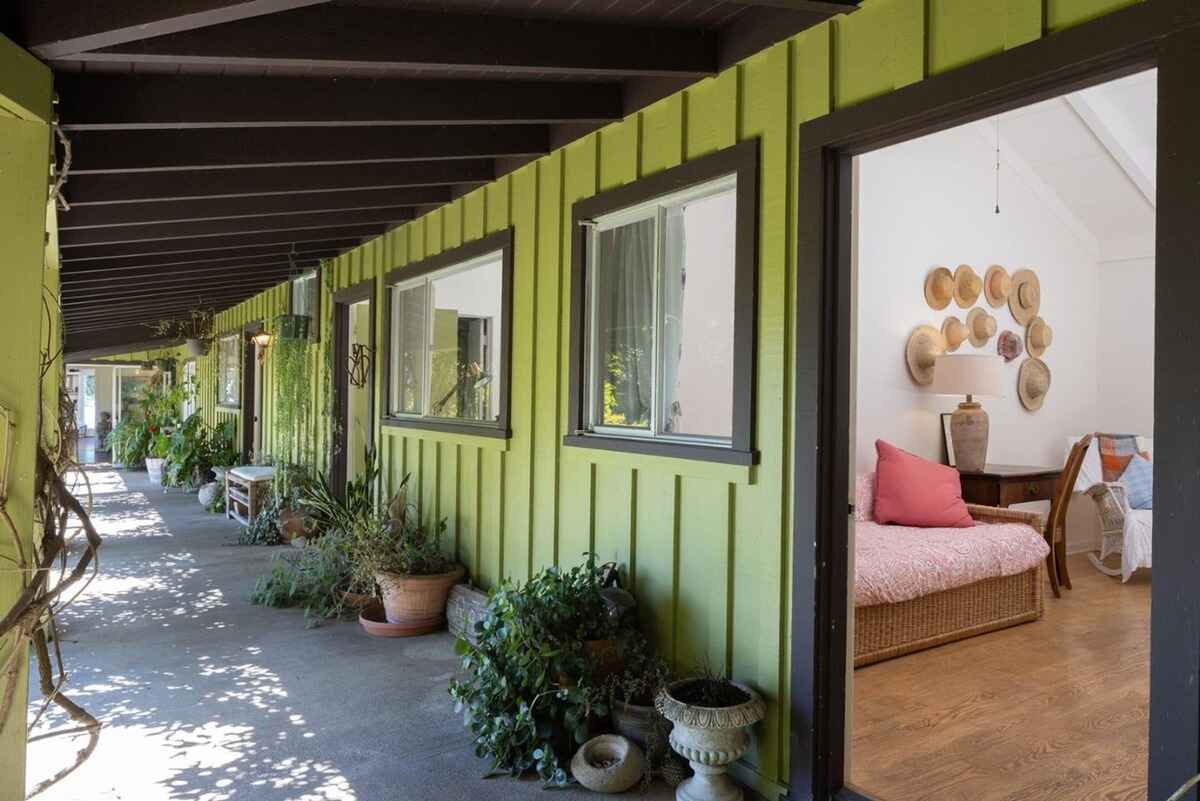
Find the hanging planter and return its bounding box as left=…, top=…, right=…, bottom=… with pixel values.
left=185, top=337, right=211, bottom=357
left=155, top=357, right=175, bottom=375
left=275, top=314, right=311, bottom=341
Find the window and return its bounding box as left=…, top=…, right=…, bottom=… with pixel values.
left=181, top=360, right=198, bottom=419
left=566, top=141, right=759, bottom=465
left=217, top=334, right=240, bottom=407
left=291, top=269, right=321, bottom=340
left=382, top=229, right=513, bottom=437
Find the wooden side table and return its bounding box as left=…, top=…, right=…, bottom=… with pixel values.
left=226, top=465, right=275, bottom=526
left=958, top=464, right=1061, bottom=509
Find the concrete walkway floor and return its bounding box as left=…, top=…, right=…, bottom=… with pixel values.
left=27, top=465, right=673, bottom=801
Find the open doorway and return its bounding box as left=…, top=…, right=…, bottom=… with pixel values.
left=843, top=70, right=1156, bottom=800
left=240, top=325, right=266, bottom=461
left=332, top=282, right=374, bottom=492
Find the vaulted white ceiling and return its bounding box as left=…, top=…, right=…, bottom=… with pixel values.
left=984, top=69, right=1157, bottom=261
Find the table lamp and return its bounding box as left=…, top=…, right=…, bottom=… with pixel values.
left=931, top=354, right=1004, bottom=472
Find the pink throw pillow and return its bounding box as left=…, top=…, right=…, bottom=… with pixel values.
left=873, top=440, right=974, bottom=528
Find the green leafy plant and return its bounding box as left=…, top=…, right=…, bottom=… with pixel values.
left=448, top=555, right=625, bottom=786
left=341, top=475, right=453, bottom=588
left=272, top=326, right=314, bottom=482
left=106, top=415, right=151, bottom=468
left=250, top=530, right=357, bottom=627
left=208, top=420, right=239, bottom=468
left=604, top=634, right=672, bottom=707
left=237, top=494, right=283, bottom=546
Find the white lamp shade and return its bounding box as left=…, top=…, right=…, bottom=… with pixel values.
left=930, top=354, right=1004, bottom=398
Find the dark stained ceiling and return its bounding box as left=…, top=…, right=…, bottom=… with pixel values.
left=7, top=0, right=859, bottom=355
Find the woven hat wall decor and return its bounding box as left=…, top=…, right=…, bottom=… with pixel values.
left=906, top=325, right=946, bottom=385
left=984, top=265, right=1011, bottom=308
left=924, top=266, right=955, bottom=310
left=965, top=308, right=997, bottom=348
left=953, top=264, right=983, bottom=308
left=942, top=316, right=968, bottom=352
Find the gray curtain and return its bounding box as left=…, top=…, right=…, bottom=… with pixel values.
left=597, top=218, right=655, bottom=427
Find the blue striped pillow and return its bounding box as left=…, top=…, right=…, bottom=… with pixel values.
left=1120, top=453, right=1153, bottom=510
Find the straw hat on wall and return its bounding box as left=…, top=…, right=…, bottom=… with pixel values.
left=966, top=308, right=997, bottom=347
left=984, top=265, right=1011, bottom=308
left=1018, top=358, right=1052, bottom=411
left=924, top=267, right=955, bottom=310
left=1027, top=316, right=1053, bottom=357
left=953, top=264, right=983, bottom=308
left=997, top=330, right=1023, bottom=362
left=906, top=325, right=946, bottom=385
left=942, top=317, right=968, bottom=352
left=1009, top=269, right=1041, bottom=325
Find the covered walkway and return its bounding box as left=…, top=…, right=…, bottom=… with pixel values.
left=28, top=464, right=660, bottom=801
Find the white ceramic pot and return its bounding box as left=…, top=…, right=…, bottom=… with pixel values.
left=186, top=338, right=210, bottom=357
left=656, top=680, right=766, bottom=801
left=146, top=457, right=166, bottom=485
left=198, top=482, right=218, bottom=509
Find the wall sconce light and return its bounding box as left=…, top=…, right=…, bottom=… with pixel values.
left=251, top=331, right=273, bottom=348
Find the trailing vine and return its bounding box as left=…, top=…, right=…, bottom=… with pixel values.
left=0, top=282, right=102, bottom=796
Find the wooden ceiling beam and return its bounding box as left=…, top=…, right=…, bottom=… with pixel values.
left=54, top=73, right=623, bottom=130
left=63, top=291, right=265, bottom=321
left=59, top=207, right=414, bottom=246
left=66, top=160, right=494, bottom=205
left=61, top=241, right=350, bottom=268
left=21, top=0, right=330, bottom=59
left=63, top=277, right=287, bottom=306
left=67, top=6, right=717, bottom=79
left=59, top=226, right=388, bottom=261
left=62, top=258, right=318, bottom=284
left=724, top=0, right=858, bottom=13
left=66, top=126, right=548, bottom=173
left=60, top=188, right=449, bottom=229
left=63, top=263, right=305, bottom=291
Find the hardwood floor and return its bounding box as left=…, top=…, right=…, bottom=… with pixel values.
left=851, top=554, right=1150, bottom=801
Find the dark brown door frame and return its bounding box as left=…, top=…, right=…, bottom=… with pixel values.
left=240, top=320, right=264, bottom=461
left=330, top=279, right=376, bottom=494
left=790, top=4, right=1200, bottom=801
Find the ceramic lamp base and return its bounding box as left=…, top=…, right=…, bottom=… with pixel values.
left=951, top=401, right=989, bottom=473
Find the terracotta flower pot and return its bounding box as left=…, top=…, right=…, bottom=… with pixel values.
left=276, top=508, right=311, bottom=543
left=375, top=565, right=465, bottom=636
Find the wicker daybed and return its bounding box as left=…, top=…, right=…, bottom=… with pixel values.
left=854, top=504, right=1046, bottom=668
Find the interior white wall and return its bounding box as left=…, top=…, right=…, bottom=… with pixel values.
left=854, top=124, right=1104, bottom=474
left=1097, top=256, right=1155, bottom=435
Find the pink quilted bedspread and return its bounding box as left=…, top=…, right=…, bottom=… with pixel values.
left=855, top=520, right=1049, bottom=607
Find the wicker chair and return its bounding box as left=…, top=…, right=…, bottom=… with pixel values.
left=1085, top=482, right=1133, bottom=578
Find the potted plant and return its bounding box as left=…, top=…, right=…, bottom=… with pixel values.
left=274, top=313, right=311, bottom=341
left=350, top=476, right=463, bottom=633
left=274, top=463, right=314, bottom=544
left=655, top=672, right=766, bottom=801
left=145, top=429, right=170, bottom=485
left=449, top=555, right=630, bottom=787
left=147, top=306, right=215, bottom=357
left=605, top=635, right=672, bottom=749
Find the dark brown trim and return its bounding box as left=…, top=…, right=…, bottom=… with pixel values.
left=380, top=228, right=514, bottom=440
left=239, top=321, right=262, bottom=460
left=330, top=278, right=376, bottom=493
left=565, top=138, right=759, bottom=467
left=791, top=4, right=1200, bottom=801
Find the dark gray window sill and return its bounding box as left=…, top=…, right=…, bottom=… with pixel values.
left=562, top=433, right=758, bottom=466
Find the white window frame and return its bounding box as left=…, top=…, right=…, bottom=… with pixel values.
left=583, top=173, right=738, bottom=449
left=387, top=249, right=504, bottom=426
left=181, top=360, right=198, bottom=419
left=217, top=334, right=240, bottom=408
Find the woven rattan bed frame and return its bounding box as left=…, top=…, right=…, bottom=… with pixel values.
left=854, top=504, right=1046, bottom=668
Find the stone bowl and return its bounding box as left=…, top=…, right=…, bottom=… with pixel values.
left=570, top=734, right=645, bottom=794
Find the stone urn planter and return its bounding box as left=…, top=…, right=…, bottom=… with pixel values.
left=374, top=565, right=465, bottom=636
left=145, top=457, right=166, bottom=485
left=655, top=679, right=766, bottom=801
left=571, top=734, right=646, bottom=794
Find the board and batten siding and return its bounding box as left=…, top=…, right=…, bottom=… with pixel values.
left=97, top=0, right=1141, bottom=795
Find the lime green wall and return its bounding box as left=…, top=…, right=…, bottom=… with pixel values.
left=0, top=33, right=52, bottom=801
left=104, top=0, right=1139, bottom=795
